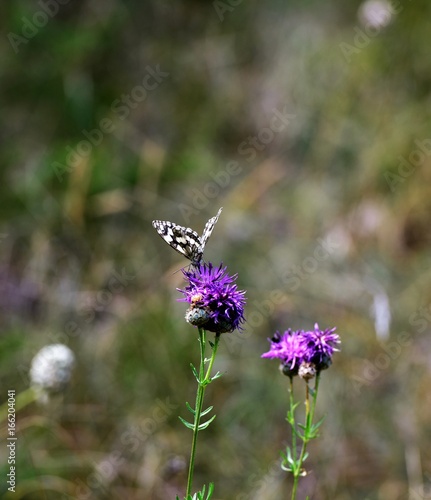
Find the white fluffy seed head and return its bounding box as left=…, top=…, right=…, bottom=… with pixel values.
left=358, top=0, right=394, bottom=30
left=30, top=344, right=75, bottom=392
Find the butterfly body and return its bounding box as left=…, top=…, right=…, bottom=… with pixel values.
left=152, top=207, right=222, bottom=266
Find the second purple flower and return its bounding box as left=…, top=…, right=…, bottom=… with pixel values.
left=262, top=323, right=340, bottom=377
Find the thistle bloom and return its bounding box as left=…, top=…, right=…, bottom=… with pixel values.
left=302, top=323, right=341, bottom=371
left=178, top=263, right=246, bottom=334
left=261, top=329, right=308, bottom=377
left=262, top=324, right=340, bottom=377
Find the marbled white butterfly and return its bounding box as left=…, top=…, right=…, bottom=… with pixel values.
left=152, top=207, right=223, bottom=266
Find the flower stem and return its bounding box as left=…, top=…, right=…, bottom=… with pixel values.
left=291, top=373, right=321, bottom=500
left=291, top=384, right=309, bottom=499
left=289, top=377, right=298, bottom=500
left=309, top=372, right=320, bottom=424
left=205, top=332, right=221, bottom=379
left=289, top=377, right=297, bottom=460
left=185, top=329, right=220, bottom=497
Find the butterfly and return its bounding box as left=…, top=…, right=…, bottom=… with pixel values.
left=152, top=207, right=223, bottom=266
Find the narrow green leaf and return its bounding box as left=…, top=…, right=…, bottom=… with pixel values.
left=183, top=484, right=214, bottom=500
left=306, top=429, right=320, bottom=439
left=206, top=482, right=214, bottom=499
left=281, top=463, right=294, bottom=472
left=200, top=405, right=213, bottom=416
left=211, top=371, right=223, bottom=381
left=287, top=401, right=300, bottom=413
left=197, top=485, right=205, bottom=500
left=281, top=453, right=294, bottom=472
left=296, top=423, right=306, bottom=437
left=312, top=415, right=326, bottom=429
left=197, top=414, right=217, bottom=430
left=178, top=416, right=195, bottom=430
left=304, top=416, right=324, bottom=439
left=280, top=449, right=295, bottom=472
left=286, top=402, right=300, bottom=424
left=185, top=402, right=196, bottom=414
left=190, top=363, right=200, bottom=382
left=286, top=447, right=296, bottom=466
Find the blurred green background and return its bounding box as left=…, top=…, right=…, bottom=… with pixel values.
left=1, top=0, right=431, bottom=498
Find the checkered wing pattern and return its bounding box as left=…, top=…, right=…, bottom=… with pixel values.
left=152, top=207, right=222, bottom=266
left=201, top=207, right=223, bottom=247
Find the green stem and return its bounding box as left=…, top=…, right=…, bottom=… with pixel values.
left=185, top=330, right=221, bottom=497
left=289, top=377, right=298, bottom=500
left=292, top=383, right=310, bottom=499
left=205, top=333, right=221, bottom=380
left=309, top=372, right=320, bottom=425
left=291, top=373, right=321, bottom=500
left=289, top=377, right=297, bottom=462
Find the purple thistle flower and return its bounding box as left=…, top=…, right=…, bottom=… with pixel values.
left=302, top=323, right=341, bottom=371
left=262, top=324, right=340, bottom=376
left=261, top=329, right=308, bottom=377
left=178, top=263, right=246, bottom=334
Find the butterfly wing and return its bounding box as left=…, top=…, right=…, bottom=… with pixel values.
left=152, top=220, right=203, bottom=264
left=201, top=207, right=223, bottom=247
